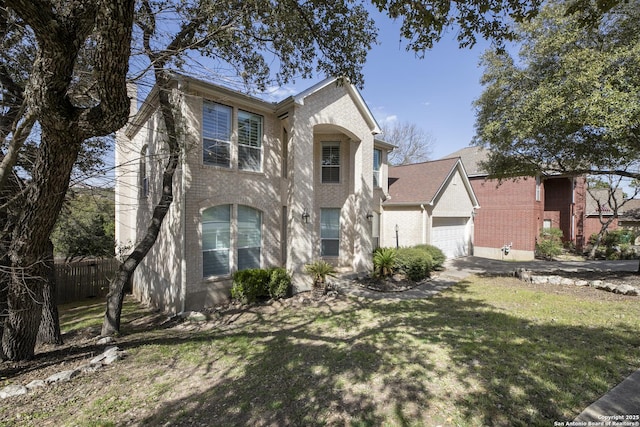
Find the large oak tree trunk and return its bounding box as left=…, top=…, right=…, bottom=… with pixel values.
left=2, top=0, right=134, bottom=360
left=38, top=240, right=62, bottom=345
left=102, top=71, right=181, bottom=337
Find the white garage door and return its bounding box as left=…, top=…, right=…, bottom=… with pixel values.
left=432, top=217, right=469, bottom=259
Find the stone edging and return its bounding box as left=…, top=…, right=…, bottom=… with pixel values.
left=0, top=344, right=126, bottom=400
left=514, top=268, right=640, bottom=296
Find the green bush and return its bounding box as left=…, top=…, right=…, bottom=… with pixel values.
left=373, top=247, right=397, bottom=277
left=536, top=228, right=563, bottom=259
left=231, top=268, right=292, bottom=302
left=395, top=247, right=433, bottom=281
left=268, top=268, right=291, bottom=299
left=413, top=244, right=446, bottom=269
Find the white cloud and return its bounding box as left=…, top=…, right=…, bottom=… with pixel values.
left=260, top=85, right=298, bottom=102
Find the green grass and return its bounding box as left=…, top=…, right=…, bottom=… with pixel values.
left=5, top=276, right=640, bottom=426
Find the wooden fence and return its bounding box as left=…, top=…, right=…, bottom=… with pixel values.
left=54, top=258, right=120, bottom=304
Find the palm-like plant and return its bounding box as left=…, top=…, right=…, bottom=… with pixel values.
left=373, top=247, right=397, bottom=278
left=304, top=260, right=337, bottom=295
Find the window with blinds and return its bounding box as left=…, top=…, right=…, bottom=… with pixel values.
left=203, top=101, right=232, bottom=167
left=322, top=142, right=340, bottom=183
left=320, top=208, right=340, bottom=257
left=202, top=205, right=231, bottom=277
left=238, top=110, right=263, bottom=172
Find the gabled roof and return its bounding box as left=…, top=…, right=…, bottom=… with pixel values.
left=586, top=187, right=626, bottom=216
left=385, top=158, right=479, bottom=207
left=277, top=77, right=381, bottom=135
left=441, top=146, right=489, bottom=177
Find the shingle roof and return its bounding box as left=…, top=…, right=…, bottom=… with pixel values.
left=386, top=157, right=461, bottom=204
left=440, top=146, right=488, bottom=177
left=585, top=187, right=625, bottom=216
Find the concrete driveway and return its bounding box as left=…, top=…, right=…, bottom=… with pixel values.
left=445, top=256, right=639, bottom=277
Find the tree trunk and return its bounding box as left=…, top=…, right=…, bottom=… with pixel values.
left=102, top=71, right=181, bottom=337
left=37, top=240, right=62, bottom=345
left=1, top=0, right=134, bottom=360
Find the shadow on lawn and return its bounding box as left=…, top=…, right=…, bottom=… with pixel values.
left=11, top=282, right=638, bottom=426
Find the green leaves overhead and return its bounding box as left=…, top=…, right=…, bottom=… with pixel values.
left=474, top=0, right=640, bottom=179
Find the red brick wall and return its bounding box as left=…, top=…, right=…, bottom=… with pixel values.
left=584, top=217, right=619, bottom=241
left=471, top=177, right=542, bottom=252
left=543, top=177, right=573, bottom=242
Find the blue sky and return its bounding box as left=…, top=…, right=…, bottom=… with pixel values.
left=262, top=11, right=493, bottom=160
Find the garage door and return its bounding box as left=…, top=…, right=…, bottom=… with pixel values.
left=432, top=217, right=469, bottom=259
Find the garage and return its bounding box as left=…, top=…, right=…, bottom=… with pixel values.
left=431, top=217, right=470, bottom=259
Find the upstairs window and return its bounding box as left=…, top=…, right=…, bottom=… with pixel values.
left=322, top=142, right=340, bottom=183
left=373, top=149, right=382, bottom=188
left=203, top=101, right=232, bottom=168
left=237, top=110, right=263, bottom=172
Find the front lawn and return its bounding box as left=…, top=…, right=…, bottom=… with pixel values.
left=1, top=276, right=639, bottom=426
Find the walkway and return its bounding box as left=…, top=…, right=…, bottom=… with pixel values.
left=336, top=256, right=640, bottom=422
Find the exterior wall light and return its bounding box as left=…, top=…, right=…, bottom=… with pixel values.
left=366, top=211, right=374, bottom=221
left=302, top=209, right=310, bottom=223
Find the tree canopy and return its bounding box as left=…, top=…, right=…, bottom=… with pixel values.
left=473, top=0, right=640, bottom=181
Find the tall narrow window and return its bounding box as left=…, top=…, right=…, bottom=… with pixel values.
left=238, top=110, right=263, bottom=171
left=321, top=142, right=340, bottom=183
left=237, top=205, right=262, bottom=270
left=202, top=205, right=231, bottom=277
left=140, top=145, right=149, bottom=198
left=535, top=176, right=542, bottom=201
left=203, top=101, right=232, bottom=167
left=373, top=148, right=382, bottom=188
left=321, top=208, right=340, bottom=257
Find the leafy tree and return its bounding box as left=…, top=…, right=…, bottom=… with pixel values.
left=382, top=121, right=434, bottom=165
left=51, top=189, right=115, bottom=262
left=585, top=176, right=639, bottom=259
left=473, top=0, right=640, bottom=182
left=4, top=0, right=624, bottom=359
left=1, top=0, right=134, bottom=360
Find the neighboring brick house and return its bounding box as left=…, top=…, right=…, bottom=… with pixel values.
left=381, top=158, right=479, bottom=258
left=115, top=76, right=393, bottom=312
left=445, top=146, right=589, bottom=260
left=583, top=187, right=625, bottom=239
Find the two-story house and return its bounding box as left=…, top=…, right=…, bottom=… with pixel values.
left=115, top=76, right=393, bottom=312
left=445, top=146, right=589, bottom=260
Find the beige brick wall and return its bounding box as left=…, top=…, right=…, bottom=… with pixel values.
left=116, top=79, right=379, bottom=311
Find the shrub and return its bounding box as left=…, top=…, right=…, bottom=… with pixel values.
left=231, top=269, right=271, bottom=303
left=395, top=247, right=433, bottom=281
left=231, top=268, right=292, bottom=302
left=373, top=247, right=397, bottom=277
left=413, top=244, right=446, bottom=269
left=536, top=228, right=563, bottom=260
left=268, top=267, right=291, bottom=299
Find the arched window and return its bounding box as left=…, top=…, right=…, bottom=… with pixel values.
left=237, top=205, right=262, bottom=270
left=202, top=205, right=231, bottom=276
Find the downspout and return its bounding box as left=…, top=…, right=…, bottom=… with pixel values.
left=420, top=204, right=427, bottom=244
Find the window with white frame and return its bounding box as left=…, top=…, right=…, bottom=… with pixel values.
left=536, top=176, right=542, bottom=201
left=202, top=204, right=263, bottom=278
left=237, top=205, right=262, bottom=270
left=237, top=110, right=263, bottom=171
left=202, top=205, right=231, bottom=277
left=320, top=208, right=340, bottom=257
left=203, top=101, right=232, bottom=167
left=321, top=142, right=340, bottom=183
left=373, top=148, right=382, bottom=188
